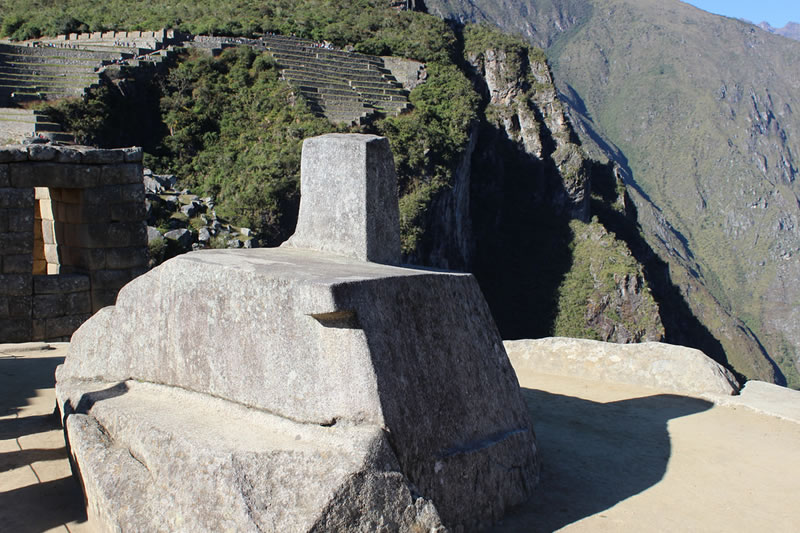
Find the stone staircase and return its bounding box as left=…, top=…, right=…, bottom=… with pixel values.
left=0, top=31, right=179, bottom=143
left=0, top=108, right=74, bottom=143
left=258, top=34, right=410, bottom=124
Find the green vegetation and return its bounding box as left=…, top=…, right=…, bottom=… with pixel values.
left=377, top=63, right=479, bottom=252
left=553, top=218, right=662, bottom=341
left=9, top=0, right=684, bottom=367
left=31, top=2, right=476, bottom=252
left=152, top=47, right=336, bottom=243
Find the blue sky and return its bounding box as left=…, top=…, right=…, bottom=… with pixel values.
left=683, top=1, right=799, bottom=27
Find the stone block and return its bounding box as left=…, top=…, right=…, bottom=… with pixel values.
left=80, top=149, right=125, bottom=165
left=0, top=296, right=8, bottom=318
left=33, top=293, right=64, bottom=319
left=0, top=209, right=7, bottom=233
left=55, top=148, right=83, bottom=164
left=47, top=263, right=60, bottom=275
left=8, top=208, right=34, bottom=230
left=7, top=295, right=30, bottom=317
left=44, top=243, right=60, bottom=264
left=0, top=147, right=28, bottom=163
left=33, top=274, right=89, bottom=294
left=46, top=314, right=90, bottom=338
left=61, top=188, right=83, bottom=204
left=35, top=186, right=50, bottom=200
left=0, top=232, right=33, bottom=255
left=33, top=275, right=61, bottom=294
left=66, top=165, right=102, bottom=188
left=82, top=185, right=121, bottom=206
left=66, top=291, right=92, bottom=315
left=91, top=289, right=119, bottom=311
left=285, top=134, right=401, bottom=265
left=10, top=163, right=69, bottom=188
left=28, top=144, right=58, bottom=161
left=76, top=202, right=108, bottom=222
left=0, top=318, right=32, bottom=343
left=0, top=274, right=32, bottom=296
left=3, top=254, right=32, bottom=274
left=41, top=219, right=56, bottom=244
left=105, top=247, right=148, bottom=270
left=60, top=248, right=539, bottom=530
left=101, top=164, right=142, bottom=185
left=90, top=269, right=134, bottom=291
left=504, top=338, right=740, bottom=396
left=119, top=183, right=145, bottom=204
left=62, top=246, right=106, bottom=270
left=123, top=147, right=144, bottom=162
left=109, top=201, right=146, bottom=222
left=0, top=188, right=34, bottom=208
left=0, top=164, right=8, bottom=187
left=61, top=274, right=91, bottom=293
left=76, top=221, right=146, bottom=249
left=33, top=242, right=45, bottom=261
left=39, top=199, right=54, bottom=219
left=33, top=259, right=46, bottom=275
left=32, top=319, right=46, bottom=340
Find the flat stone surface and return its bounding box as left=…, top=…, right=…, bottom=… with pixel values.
left=712, top=380, right=800, bottom=423
left=505, top=337, right=740, bottom=396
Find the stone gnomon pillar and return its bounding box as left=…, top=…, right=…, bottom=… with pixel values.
left=56, top=134, right=539, bottom=531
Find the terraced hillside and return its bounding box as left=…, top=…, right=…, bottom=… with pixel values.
left=262, top=34, right=409, bottom=124
left=193, top=33, right=410, bottom=124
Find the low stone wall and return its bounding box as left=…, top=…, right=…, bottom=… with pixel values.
left=0, top=144, right=147, bottom=342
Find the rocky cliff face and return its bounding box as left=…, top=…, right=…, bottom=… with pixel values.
left=420, top=0, right=800, bottom=387
left=418, top=33, right=665, bottom=344
left=469, top=45, right=589, bottom=221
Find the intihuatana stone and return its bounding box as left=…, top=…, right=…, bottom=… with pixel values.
left=57, top=133, right=539, bottom=532
left=284, top=134, right=401, bottom=265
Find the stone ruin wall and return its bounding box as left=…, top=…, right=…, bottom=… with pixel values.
left=0, top=145, right=147, bottom=342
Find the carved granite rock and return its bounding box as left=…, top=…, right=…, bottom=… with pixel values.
left=57, top=133, right=539, bottom=531
left=505, top=337, right=740, bottom=396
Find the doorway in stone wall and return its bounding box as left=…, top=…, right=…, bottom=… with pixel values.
left=32, top=186, right=84, bottom=275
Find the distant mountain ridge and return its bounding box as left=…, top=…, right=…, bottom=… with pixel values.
left=422, top=0, right=800, bottom=387
left=757, top=21, right=800, bottom=41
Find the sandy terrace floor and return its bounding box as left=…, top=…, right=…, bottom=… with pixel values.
left=1, top=343, right=799, bottom=532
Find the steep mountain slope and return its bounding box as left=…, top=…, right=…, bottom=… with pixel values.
left=424, top=0, right=800, bottom=386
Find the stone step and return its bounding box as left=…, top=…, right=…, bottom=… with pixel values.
left=282, top=66, right=400, bottom=87
left=0, top=63, right=98, bottom=74
left=260, top=36, right=383, bottom=66
left=0, top=43, right=133, bottom=61
left=267, top=50, right=379, bottom=73
left=0, top=72, right=98, bottom=84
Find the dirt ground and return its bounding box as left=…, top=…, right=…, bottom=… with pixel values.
left=1, top=344, right=799, bottom=532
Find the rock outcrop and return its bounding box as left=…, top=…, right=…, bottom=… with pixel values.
left=56, top=133, right=539, bottom=531
left=505, top=337, right=740, bottom=396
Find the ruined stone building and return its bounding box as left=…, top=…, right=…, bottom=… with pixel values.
left=0, top=144, right=147, bottom=342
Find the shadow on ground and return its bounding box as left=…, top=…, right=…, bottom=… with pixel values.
left=0, top=353, right=88, bottom=531
left=0, top=475, right=86, bottom=533
left=493, top=388, right=713, bottom=532
left=0, top=355, right=64, bottom=417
